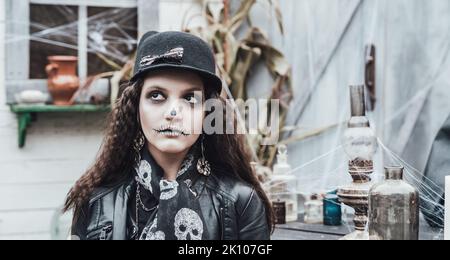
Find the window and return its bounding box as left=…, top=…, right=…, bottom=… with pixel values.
left=29, top=4, right=80, bottom=79
left=5, top=0, right=159, bottom=104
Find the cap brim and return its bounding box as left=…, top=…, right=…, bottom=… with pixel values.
left=130, top=64, right=223, bottom=95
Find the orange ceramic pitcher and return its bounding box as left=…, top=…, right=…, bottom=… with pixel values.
left=46, top=56, right=79, bottom=106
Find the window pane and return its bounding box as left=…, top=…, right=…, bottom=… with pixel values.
left=87, top=7, right=137, bottom=76
left=30, top=4, right=79, bottom=79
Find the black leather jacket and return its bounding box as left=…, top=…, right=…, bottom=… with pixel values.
left=72, top=171, right=271, bottom=240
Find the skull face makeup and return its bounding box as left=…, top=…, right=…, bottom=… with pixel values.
left=139, top=70, right=205, bottom=155
left=135, top=160, right=153, bottom=192
left=174, top=208, right=204, bottom=240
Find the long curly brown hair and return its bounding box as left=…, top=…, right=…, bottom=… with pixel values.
left=64, top=78, right=274, bottom=232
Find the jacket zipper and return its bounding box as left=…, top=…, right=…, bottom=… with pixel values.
left=99, top=225, right=113, bottom=240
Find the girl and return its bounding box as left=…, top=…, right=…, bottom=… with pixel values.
left=64, top=31, right=273, bottom=240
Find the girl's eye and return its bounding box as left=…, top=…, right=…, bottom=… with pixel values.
left=185, top=94, right=201, bottom=104
left=148, top=92, right=165, bottom=101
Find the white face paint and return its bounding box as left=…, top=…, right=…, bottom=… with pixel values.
left=139, top=70, right=205, bottom=155
left=159, top=180, right=179, bottom=200
left=135, top=160, right=153, bottom=192
left=174, top=208, right=204, bottom=240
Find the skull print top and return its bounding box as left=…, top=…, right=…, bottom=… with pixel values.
left=127, top=143, right=210, bottom=240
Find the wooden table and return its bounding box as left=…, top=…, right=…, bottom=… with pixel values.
left=271, top=214, right=444, bottom=240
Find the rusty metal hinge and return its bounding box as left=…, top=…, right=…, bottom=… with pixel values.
left=365, top=44, right=376, bottom=111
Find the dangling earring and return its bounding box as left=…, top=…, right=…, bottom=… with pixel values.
left=135, top=112, right=145, bottom=152
left=197, top=135, right=211, bottom=177
left=134, top=113, right=146, bottom=164
left=133, top=130, right=145, bottom=163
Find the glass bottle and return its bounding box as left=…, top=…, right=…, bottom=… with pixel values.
left=273, top=200, right=287, bottom=225
left=342, top=85, right=377, bottom=179
left=338, top=85, right=377, bottom=240
left=304, top=194, right=323, bottom=224
left=369, top=166, right=419, bottom=240
left=323, top=194, right=342, bottom=226
left=270, top=145, right=298, bottom=222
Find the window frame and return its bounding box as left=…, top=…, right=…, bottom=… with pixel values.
left=4, top=0, right=159, bottom=104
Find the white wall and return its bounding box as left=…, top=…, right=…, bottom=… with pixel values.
left=0, top=0, right=194, bottom=240
left=0, top=0, right=4, bottom=106
left=159, top=0, right=203, bottom=31
left=0, top=0, right=107, bottom=240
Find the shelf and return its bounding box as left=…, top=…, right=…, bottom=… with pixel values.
left=9, top=104, right=111, bottom=148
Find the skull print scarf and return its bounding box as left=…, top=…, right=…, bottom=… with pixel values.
left=132, top=144, right=209, bottom=240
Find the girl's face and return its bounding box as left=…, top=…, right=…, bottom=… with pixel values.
left=139, top=70, right=205, bottom=155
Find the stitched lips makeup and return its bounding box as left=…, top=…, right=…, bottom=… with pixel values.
left=153, top=124, right=190, bottom=137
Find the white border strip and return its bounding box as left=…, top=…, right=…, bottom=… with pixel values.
left=30, top=0, right=137, bottom=8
